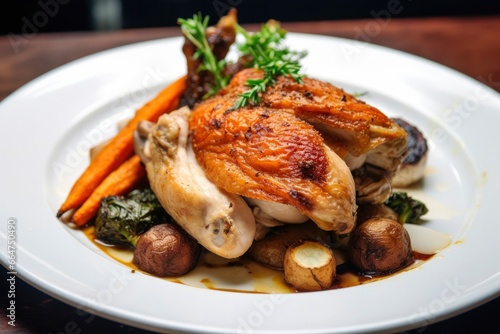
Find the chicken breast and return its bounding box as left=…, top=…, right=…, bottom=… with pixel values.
left=262, top=71, right=408, bottom=203
left=193, top=69, right=407, bottom=204
left=144, top=107, right=256, bottom=258
left=189, top=88, right=357, bottom=234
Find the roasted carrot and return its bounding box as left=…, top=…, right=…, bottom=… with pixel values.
left=57, top=75, right=186, bottom=217
left=71, top=155, right=146, bottom=227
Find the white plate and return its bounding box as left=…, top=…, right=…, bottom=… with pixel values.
left=1, top=33, right=500, bottom=333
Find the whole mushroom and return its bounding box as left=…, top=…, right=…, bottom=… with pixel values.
left=348, top=218, right=413, bottom=275
left=133, top=223, right=201, bottom=277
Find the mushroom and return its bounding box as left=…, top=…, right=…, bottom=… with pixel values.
left=391, top=118, right=429, bottom=188
left=356, top=203, right=398, bottom=224
left=133, top=223, right=201, bottom=277
left=348, top=218, right=413, bottom=275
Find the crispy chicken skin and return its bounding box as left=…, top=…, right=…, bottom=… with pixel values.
left=263, top=71, right=408, bottom=203
left=196, top=69, right=408, bottom=204
left=189, top=74, right=357, bottom=234
left=261, top=74, right=406, bottom=157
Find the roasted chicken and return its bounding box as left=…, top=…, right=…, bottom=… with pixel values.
left=142, top=107, right=256, bottom=258
left=190, top=91, right=357, bottom=233
left=137, top=11, right=408, bottom=259
left=239, top=69, right=407, bottom=203
left=189, top=68, right=407, bottom=232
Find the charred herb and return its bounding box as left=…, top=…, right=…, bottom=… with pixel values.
left=177, top=13, right=306, bottom=107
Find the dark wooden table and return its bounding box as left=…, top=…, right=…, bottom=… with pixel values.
left=1, top=16, right=499, bottom=333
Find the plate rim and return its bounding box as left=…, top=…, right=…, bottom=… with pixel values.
left=1, top=32, right=500, bottom=334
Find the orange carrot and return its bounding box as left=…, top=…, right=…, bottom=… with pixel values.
left=58, top=75, right=186, bottom=217
left=71, top=155, right=146, bottom=227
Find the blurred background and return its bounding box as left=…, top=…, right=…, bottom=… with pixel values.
left=2, top=0, right=500, bottom=34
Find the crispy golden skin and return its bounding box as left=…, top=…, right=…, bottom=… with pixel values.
left=196, top=69, right=407, bottom=204
left=189, top=68, right=408, bottom=233
left=189, top=70, right=358, bottom=233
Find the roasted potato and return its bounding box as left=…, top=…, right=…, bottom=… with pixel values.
left=133, top=223, right=201, bottom=277
left=284, top=240, right=336, bottom=291
left=246, top=221, right=329, bottom=269
left=348, top=218, right=413, bottom=275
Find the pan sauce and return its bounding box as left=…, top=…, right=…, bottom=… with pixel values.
left=84, top=226, right=435, bottom=293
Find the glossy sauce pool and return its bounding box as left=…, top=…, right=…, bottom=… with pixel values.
left=83, top=226, right=434, bottom=293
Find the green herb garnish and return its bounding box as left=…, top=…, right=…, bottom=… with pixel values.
left=234, top=21, right=307, bottom=108
left=178, top=13, right=230, bottom=99
left=352, top=91, right=369, bottom=98
left=177, top=13, right=306, bottom=107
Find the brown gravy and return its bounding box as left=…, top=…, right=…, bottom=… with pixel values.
left=83, top=226, right=434, bottom=293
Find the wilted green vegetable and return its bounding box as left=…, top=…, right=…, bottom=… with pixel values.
left=385, top=192, right=428, bottom=224
left=95, top=188, right=172, bottom=248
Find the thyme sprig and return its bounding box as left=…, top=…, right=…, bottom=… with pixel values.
left=178, top=13, right=230, bottom=99
left=177, top=14, right=306, bottom=107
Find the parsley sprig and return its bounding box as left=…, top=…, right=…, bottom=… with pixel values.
left=177, top=14, right=306, bottom=107
left=178, top=14, right=230, bottom=99
left=234, top=21, right=307, bottom=108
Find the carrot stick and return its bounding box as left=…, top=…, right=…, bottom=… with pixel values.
left=71, top=155, right=146, bottom=227
left=58, top=75, right=186, bottom=217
